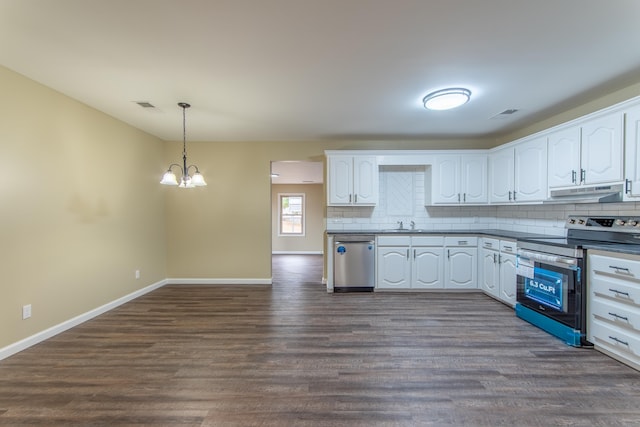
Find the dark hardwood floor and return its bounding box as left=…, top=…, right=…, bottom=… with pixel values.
left=1, top=254, right=640, bottom=426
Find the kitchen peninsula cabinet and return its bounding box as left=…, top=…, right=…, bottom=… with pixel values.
left=431, top=155, right=487, bottom=204
left=587, top=250, right=640, bottom=371
left=327, top=155, right=378, bottom=206
left=548, top=112, right=623, bottom=189
left=489, top=137, right=547, bottom=203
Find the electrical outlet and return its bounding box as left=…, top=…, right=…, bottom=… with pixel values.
left=135, top=269, right=140, bottom=280
left=22, top=304, right=31, bottom=320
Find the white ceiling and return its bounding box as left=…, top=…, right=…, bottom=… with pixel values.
left=1, top=0, right=640, bottom=143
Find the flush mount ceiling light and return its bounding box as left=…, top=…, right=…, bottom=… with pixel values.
left=160, top=103, right=207, bottom=188
left=423, top=88, right=471, bottom=111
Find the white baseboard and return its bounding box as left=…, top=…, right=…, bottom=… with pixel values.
left=166, top=278, right=272, bottom=285
left=272, top=251, right=323, bottom=255
left=0, top=279, right=168, bottom=361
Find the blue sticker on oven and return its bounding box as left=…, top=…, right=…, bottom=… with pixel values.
left=524, top=268, right=564, bottom=310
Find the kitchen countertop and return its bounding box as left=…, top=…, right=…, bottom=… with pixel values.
left=327, top=229, right=640, bottom=255
left=582, top=243, right=640, bottom=256
left=326, top=229, right=558, bottom=241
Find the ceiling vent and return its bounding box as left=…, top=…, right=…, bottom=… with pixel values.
left=135, top=101, right=155, bottom=108
left=490, top=109, right=519, bottom=119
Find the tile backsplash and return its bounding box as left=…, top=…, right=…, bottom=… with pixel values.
left=326, top=166, right=640, bottom=236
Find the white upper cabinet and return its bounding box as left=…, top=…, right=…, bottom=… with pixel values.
left=624, top=105, right=640, bottom=200
left=327, top=155, right=378, bottom=206
left=514, top=136, right=548, bottom=202
left=431, top=154, right=487, bottom=204
left=548, top=112, right=624, bottom=189
left=489, top=137, right=547, bottom=203
left=488, top=147, right=514, bottom=203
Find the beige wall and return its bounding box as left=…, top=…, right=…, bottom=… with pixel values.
left=271, top=184, right=324, bottom=253
left=496, top=79, right=640, bottom=146
left=0, top=66, right=167, bottom=349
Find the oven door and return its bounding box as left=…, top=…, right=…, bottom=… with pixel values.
left=516, top=250, right=582, bottom=329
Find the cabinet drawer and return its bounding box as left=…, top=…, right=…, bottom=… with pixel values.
left=377, top=236, right=411, bottom=246
left=411, top=236, right=444, bottom=246
left=499, top=240, right=516, bottom=254
left=589, top=253, right=640, bottom=282
left=444, top=236, right=478, bottom=247
left=589, top=318, right=640, bottom=365
left=590, top=296, right=640, bottom=334
left=589, top=276, right=640, bottom=306
left=480, top=237, right=499, bottom=250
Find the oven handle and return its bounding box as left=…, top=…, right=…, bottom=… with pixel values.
left=517, top=250, right=578, bottom=269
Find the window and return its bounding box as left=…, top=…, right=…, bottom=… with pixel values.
left=279, top=193, right=305, bottom=236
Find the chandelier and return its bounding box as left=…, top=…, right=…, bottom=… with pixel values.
left=160, top=102, right=207, bottom=188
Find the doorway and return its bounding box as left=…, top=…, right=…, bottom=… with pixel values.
left=270, top=161, right=324, bottom=286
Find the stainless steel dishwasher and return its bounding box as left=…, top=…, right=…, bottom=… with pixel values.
left=333, top=235, right=375, bottom=292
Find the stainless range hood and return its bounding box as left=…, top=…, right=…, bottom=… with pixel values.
left=546, top=183, right=623, bottom=204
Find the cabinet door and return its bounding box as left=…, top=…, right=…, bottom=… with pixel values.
left=581, top=112, right=624, bottom=185
left=412, top=247, right=444, bottom=289
left=489, top=147, right=514, bottom=203
left=499, top=252, right=517, bottom=307
left=624, top=105, right=640, bottom=199
left=353, top=156, right=378, bottom=205
left=461, top=155, right=488, bottom=204
left=327, top=156, right=353, bottom=205
left=445, top=247, right=477, bottom=289
left=377, top=247, right=411, bottom=289
left=514, top=136, right=548, bottom=201
left=548, top=126, right=581, bottom=188
left=479, top=247, right=499, bottom=297
left=431, top=155, right=461, bottom=204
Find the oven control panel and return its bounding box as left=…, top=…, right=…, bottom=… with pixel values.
left=567, top=215, right=640, bottom=231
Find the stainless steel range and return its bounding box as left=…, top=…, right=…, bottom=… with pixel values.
left=516, top=215, right=640, bottom=347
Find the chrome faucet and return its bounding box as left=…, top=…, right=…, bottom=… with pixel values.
left=397, top=220, right=404, bottom=230
left=410, top=221, right=416, bottom=230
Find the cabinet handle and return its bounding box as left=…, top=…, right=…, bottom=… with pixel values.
left=580, top=169, right=586, bottom=183
left=458, top=241, right=468, bottom=245
left=513, top=191, right=516, bottom=201
left=608, top=336, right=629, bottom=346
left=458, top=193, right=461, bottom=202
left=626, top=179, right=632, bottom=195
left=499, top=254, right=503, bottom=264
left=572, top=170, right=577, bottom=183
left=503, top=246, right=513, bottom=252
left=508, top=191, right=512, bottom=201
left=413, top=249, right=416, bottom=259
left=493, top=253, right=497, bottom=263
left=608, top=312, right=629, bottom=321
left=484, top=243, right=493, bottom=248
left=406, top=249, right=410, bottom=260
left=354, top=194, right=358, bottom=203
left=608, top=288, right=630, bottom=297
left=609, top=265, right=631, bottom=274
left=463, top=193, right=466, bottom=202
left=447, top=249, right=450, bottom=259
left=349, top=194, right=352, bottom=203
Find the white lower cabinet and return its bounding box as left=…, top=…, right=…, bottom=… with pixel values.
left=444, top=237, right=478, bottom=289
left=498, top=244, right=517, bottom=306
left=479, top=238, right=516, bottom=306
left=376, top=235, right=444, bottom=289
left=587, top=250, right=640, bottom=372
